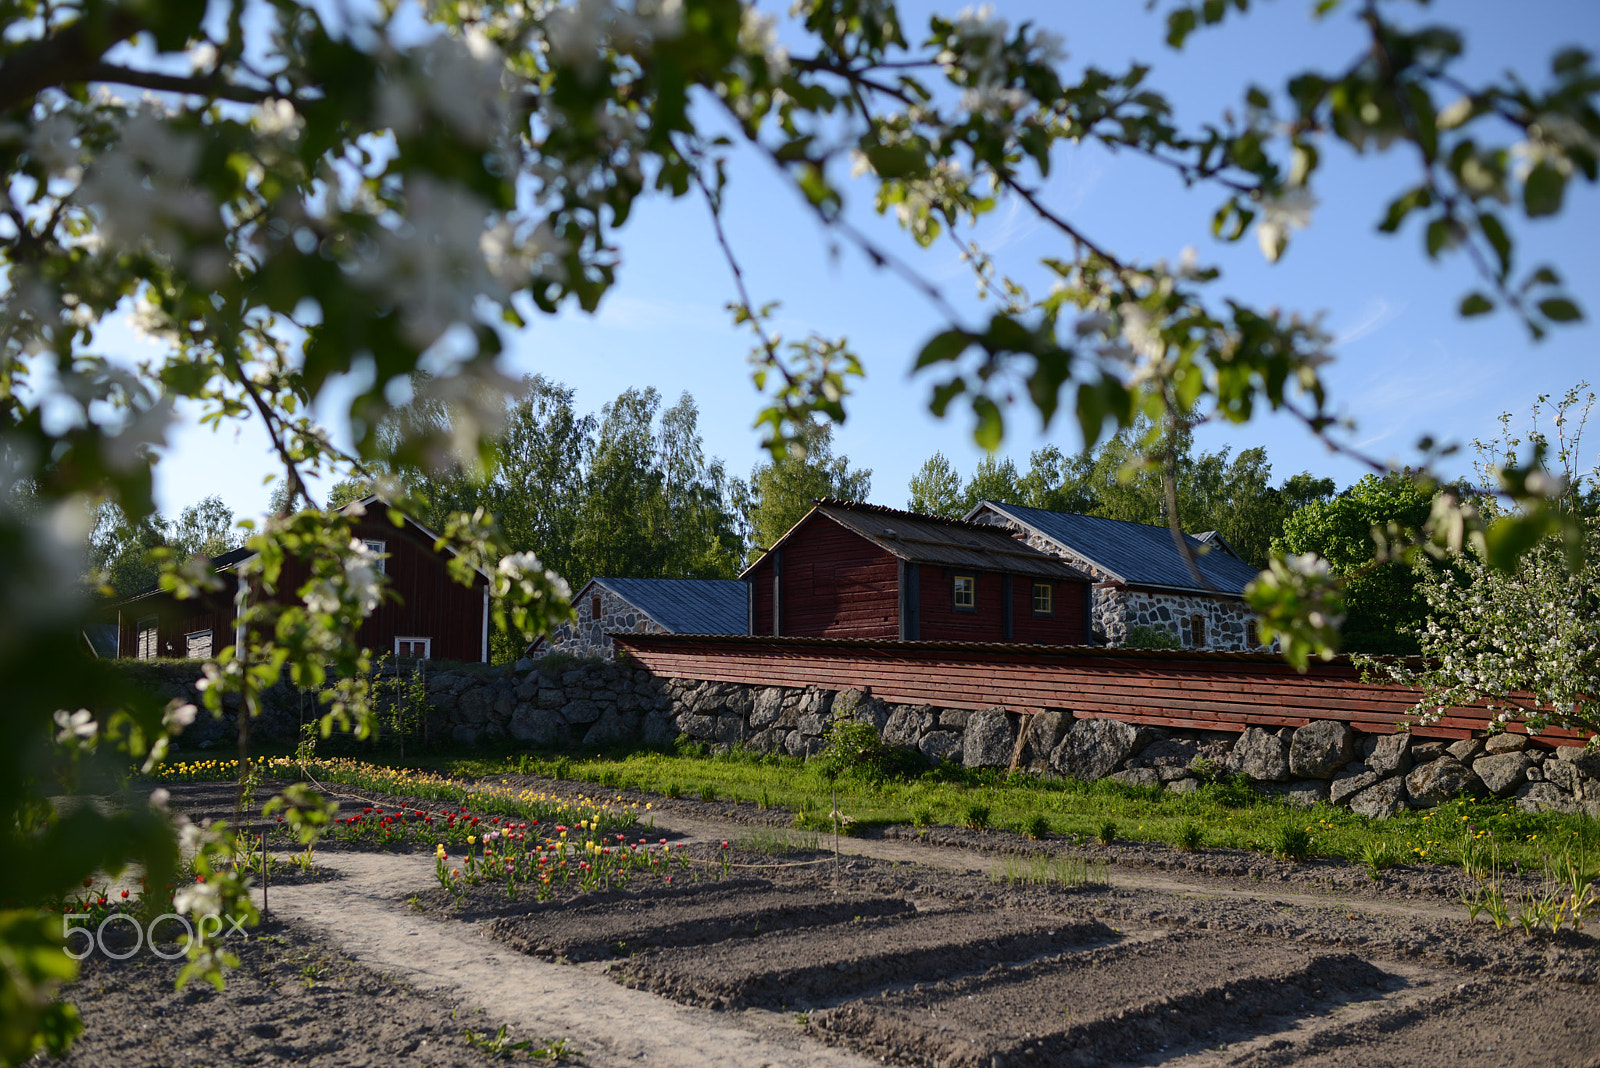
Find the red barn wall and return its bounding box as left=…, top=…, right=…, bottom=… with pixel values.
left=776, top=518, right=899, bottom=639
left=115, top=515, right=487, bottom=663
left=1011, top=577, right=1088, bottom=645
left=917, top=566, right=1005, bottom=642
left=749, top=557, right=775, bottom=636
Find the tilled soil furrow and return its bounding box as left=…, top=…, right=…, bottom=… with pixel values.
left=1215, top=975, right=1600, bottom=1068
left=807, top=930, right=1396, bottom=1067
left=487, top=879, right=919, bottom=961
left=612, top=911, right=1116, bottom=1010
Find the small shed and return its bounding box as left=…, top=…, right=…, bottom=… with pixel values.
left=742, top=499, right=1092, bottom=644
left=529, top=577, right=751, bottom=661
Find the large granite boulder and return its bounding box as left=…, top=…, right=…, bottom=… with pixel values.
left=748, top=688, right=786, bottom=730
left=1228, top=727, right=1291, bottom=782
left=1556, top=745, right=1600, bottom=779
left=1258, top=779, right=1329, bottom=807
left=1349, top=777, right=1409, bottom=818
left=832, top=688, right=886, bottom=729
left=1405, top=757, right=1483, bottom=808
left=1127, top=737, right=1201, bottom=769
left=919, top=730, right=961, bottom=766
left=1107, top=768, right=1161, bottom=790
left=1050, top=718, right=1138, bottom=782
left=1019, top=710, right=1071, bottom=767
left=963, top=708, right=1015, bottom=768
left=883, top=705, right=935, bottom=748
left=1483, top=733, right=1528, bottom=754
left=583, top=708, right=635, bottom=747
left=509, top=703, right=564, bottom=747
left=1330, top=770, right=1382, bottom=807
left=1472, top=751, right=1533, bottom=797
left=1289, top=720, right=1353, bottom=779
left=1367, top=734, right=1413, bottom=777
left=1515, top=781, right=1580, bottom=814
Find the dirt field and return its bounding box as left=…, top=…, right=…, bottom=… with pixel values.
left=40, top=779, right=1600, bottom=1068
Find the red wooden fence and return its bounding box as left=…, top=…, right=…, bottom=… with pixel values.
left=615, top=634, right=1592, bottom=747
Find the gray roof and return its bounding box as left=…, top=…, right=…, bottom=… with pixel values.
left=970, top=502, right=1261, bottom=596
left=743, top=499, right=1088, bottom=582
left=596, top=578, right=749, bottom=635
left=82, top=623, right=118, bottom=658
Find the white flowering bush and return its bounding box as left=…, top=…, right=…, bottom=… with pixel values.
left=1380, top=524, right=1600, bottom=738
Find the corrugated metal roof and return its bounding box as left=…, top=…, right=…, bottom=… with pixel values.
left=613, top=630, right=1330, bottom=664
left=743, top=499, right=1089, bottom=581
left=972, top=502, right=1261, bottom=596
left=596, top=578, right=749, bottom=635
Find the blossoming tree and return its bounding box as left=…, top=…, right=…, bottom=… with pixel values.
left=0, top=0, right=1596, bottom=1060
left=1362, top=386, right=1600, bottom=738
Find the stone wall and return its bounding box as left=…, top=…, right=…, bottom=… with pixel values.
left=413, top=663, right=1600, bottom=819
left=1094, top=586, right=1264, bottom=651
left=125, top=657, right=1597, bottom=818
left=536, top=584, right=670, bottom=660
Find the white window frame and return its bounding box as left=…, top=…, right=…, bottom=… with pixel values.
left=394, top=636, right=431, bottom=659
left=363, top=539, right=387, bottom=574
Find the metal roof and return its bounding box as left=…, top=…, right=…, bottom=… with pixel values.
left=743, top=499, right=1089, bottom=582
left=612, top=630, right=1334, bottom=664
left=594, top=578, right=750, bottom=635
left=970, top=501, right=1261, bottom=596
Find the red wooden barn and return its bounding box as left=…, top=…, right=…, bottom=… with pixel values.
left=109, top=496, right=490, bottom=663
left=742, top=499, right=1092, bottom=644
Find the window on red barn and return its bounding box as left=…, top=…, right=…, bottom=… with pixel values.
left=363, top=539, right=387, bottom=574
left=953, top=574, right=975, bottom=610
left=1031, top=582, right=1053, bottom=615
left=395, top=637, right=431, bottom=659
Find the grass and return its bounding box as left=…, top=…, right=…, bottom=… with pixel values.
left=158, top=740, right=1600, bottom=876
left=992, top=853, right=1107, bottom=889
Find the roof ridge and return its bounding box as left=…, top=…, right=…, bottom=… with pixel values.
left=813, top=497, right=1002, bottom=534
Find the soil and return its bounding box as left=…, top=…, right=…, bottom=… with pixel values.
left=38, top=777, right=1600, bottom=1068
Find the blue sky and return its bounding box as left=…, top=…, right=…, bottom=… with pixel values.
left=143, top=0, right=1600, bottom=520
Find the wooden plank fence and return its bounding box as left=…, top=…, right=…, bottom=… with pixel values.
left=615, top=634, right=1592, bottom=748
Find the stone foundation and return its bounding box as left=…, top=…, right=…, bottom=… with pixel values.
left=134, top=659, right=1599, bottom=819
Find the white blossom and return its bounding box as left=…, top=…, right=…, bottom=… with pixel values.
left=1256, top=188, right=1317, bottom=263
left=53, top=708, right=97, bottom=745
left=163, top=700, right=200, bottom=733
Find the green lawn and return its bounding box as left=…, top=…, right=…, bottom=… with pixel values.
left=435, top=744, right=1599, bottom=878
left=164, top=735, right=1599, bottom=879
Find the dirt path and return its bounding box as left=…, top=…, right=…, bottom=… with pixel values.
left=256, top=849, right=880, bottom=1068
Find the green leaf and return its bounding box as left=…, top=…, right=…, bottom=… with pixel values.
left=1477, top=211, right=1512, bottom=278
left=1458, top=292, right=1494, bottom=317
left=1165, top=7, right=1197, bottom=48
left=1523, top=163, right=1565, bottom=217
left=971, top=396, right=1004, bottom=451
left=914, top=330, right=972, bottom=369
left=863, top=144, right=926, bottom=179
left=1482, top=514, right=1552, bottom=573
left=1537, top=297, right=1582, bottom=322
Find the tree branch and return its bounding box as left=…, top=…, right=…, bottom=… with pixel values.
left=83, top=62, right=276, bottom=104
left=0, top=11, right=145, bottom=113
